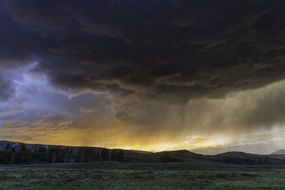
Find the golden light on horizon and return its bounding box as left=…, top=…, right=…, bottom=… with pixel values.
left=0, top=120, right=234, bottom=153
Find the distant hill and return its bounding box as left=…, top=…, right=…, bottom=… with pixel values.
left=270, top=149, right=285, bottom=160
left=154, top=150, right=205, bottom=162
left=1, top=140, right=285, bottom=165
left=209, top=151, right=285, bottom=165
left=155, top=150, right=202, bottom=158
left=272, top=149, right=285, bottom=155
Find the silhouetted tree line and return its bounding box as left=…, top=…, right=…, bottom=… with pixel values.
left=0, top=142, right=125, bottom=164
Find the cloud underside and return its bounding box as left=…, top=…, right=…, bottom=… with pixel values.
left=0, top=0, right=285, bottom=153
left=1, top=0, right=285, bottom=100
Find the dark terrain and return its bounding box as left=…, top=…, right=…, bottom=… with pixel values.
left=0, top=140, right=285, bottom=165
left=1, top=141, right=285, bottom=189
left=1, top=161, right=285, bottom=190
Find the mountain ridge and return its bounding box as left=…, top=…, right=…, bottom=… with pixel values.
left=272, top=149, right=285, bottom=155
left=1, top=140, right=285, bottom=165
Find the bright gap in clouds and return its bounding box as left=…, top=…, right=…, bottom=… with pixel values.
left=0, top=63, right=118, bottom=143
left=1, top=62, right=61, bottom=118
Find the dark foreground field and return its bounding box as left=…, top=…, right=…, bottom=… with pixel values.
left=1, top=161, right=285, bottom=190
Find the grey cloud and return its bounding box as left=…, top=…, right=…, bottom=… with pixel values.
left=0, top=80, right=13, bottom=101
left=108, top=80, right=285, bottom=149
left=0, top=0, right=285, bottom=152
left=0, top=0, right=284, bottom=102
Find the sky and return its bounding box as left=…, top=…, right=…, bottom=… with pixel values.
left=0, top=0, right=285, bottom=154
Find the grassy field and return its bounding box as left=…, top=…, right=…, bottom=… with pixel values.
left=0, top=162, right=285, bottom=190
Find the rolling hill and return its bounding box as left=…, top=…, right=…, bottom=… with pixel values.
left=1, top=140, right=285, bottom=165
left=272, top=149, right=285, bottom=155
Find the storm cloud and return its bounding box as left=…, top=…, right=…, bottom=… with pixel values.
left=0, top=0, right=284, bottom=99
left=0, top=0, right=285, bottom=153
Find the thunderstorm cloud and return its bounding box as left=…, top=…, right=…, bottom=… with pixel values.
left=0, top=0, right=285, bottom=153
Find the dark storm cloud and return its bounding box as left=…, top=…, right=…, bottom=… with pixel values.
left=1, top=0, right=285, bottom=102
left=0, top=68, right=15, bottom=101
left=0, top=80, right=13, bottom=101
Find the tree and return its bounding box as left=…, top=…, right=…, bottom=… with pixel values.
left=101, top=148, right=109, bottom=161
